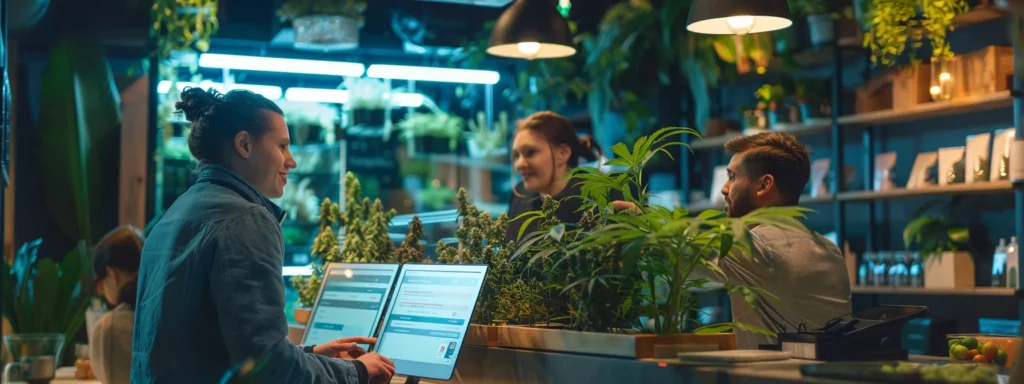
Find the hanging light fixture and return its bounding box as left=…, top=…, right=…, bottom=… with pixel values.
left=686, top=0, right=793, bottom=36
left=487, top=0, right=576, bottom=60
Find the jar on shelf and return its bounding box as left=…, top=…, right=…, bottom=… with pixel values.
left=930, top=56, right=959, bottom=101
left=874, top=252, right=892, bottom=287
left=909, top=252, right=924, bottom=287
left=888, top=252, right=910, bottom=287
left=861, top=252, right=876, bottom=286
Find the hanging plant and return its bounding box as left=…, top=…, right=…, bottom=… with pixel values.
left=862, top=0, right=968, bottom=67
left=277, top=0, right=367, bottom=23
left=151, top=0, right=219, bottom=59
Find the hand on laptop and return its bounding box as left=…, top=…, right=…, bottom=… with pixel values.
left=313, top=336, right=376, bottom=359
left=358, top=353, right=395, bottom=384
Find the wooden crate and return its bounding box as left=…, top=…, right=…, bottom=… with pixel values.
left=893, top=64, right=931, bottom=110
left=956, top=46, right=1013, bottom=99
left=855, top=74, right=894, bottom=114
left=471, top=325, right=736, bottom=359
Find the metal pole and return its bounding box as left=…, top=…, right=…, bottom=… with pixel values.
left=1011, top=16, right=1024, bottom=322
left=830, top=35, right=846, bottom=248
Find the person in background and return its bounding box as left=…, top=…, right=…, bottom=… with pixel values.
left=90, top=226, right=145, bottom=384
left=132, top=88, right=394, bottom=384
left=505, top=111, right=609, bottom=242
left=709, top=132, right=852, bottom=349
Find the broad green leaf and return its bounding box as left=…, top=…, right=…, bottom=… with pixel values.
left=38, top=37, right=122, bottom=245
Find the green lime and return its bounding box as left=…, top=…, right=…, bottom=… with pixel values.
left=960, top=337, right=979, bottom=350
left=996, top=349, right=1008, bottom=366
left=948, top=339, right=961, bottom=349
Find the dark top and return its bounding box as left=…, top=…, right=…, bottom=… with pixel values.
left=131, top=164, right=368, bottom=384
left=505, top=179, right=625, bottom=243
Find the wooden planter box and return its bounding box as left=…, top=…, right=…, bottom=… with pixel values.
left=855, top=74, right=894, bottom=114
left=924, top=251, right=976, bottom=289
left=893, top=64, right=931, bottom=110
left=465, top=325, right=736, bottom=359
left=956, top=46, right=1013, bottom=99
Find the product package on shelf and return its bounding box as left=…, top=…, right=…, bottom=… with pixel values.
left=965, top=133, right=992, bottom=183
left=991, top=128, right=1015, bottom=181
left=907, top=152, right=938, bottom=189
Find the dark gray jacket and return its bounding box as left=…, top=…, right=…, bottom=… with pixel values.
left=131, top=164, right=367, bottom=384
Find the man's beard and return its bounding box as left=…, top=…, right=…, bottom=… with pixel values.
left=725, top=189, right=757, bottom=218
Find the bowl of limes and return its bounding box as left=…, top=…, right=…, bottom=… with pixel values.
left=947, top=334, right=1018, bottom=367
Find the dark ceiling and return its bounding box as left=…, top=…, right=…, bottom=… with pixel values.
left=14, top=0, right=618, bottom=62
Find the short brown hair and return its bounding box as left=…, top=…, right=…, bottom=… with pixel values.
left=724, top=132, right=811, bottom=205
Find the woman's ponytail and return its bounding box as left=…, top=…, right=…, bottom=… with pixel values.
left=576, top=135, right=603, bottom=164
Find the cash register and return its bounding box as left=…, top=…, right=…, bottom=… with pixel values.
left=769, top=305, right=930, bottom=361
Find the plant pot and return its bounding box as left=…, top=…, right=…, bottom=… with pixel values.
left=294, top=308, right=311, bottom=325
left=293, top=14, right=361, bottom=52
left=351, top=108, right=385, bottom=128
left=924, top=251, right=975, bottom=289
left=807, top=14, right=836, bottom=46
left=467, top=139, right=509, bottom=160
left=467, top=325, right=736, bottom=359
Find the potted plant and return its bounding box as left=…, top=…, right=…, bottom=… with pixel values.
left=790, top=0, right=834, bottom=46
left=445, top=128, right=813, bottom=358
left=466, top=111, right=509, bottom=160
left=755, top=84, right=786, bottom=128
left=397, top=111, right=466, bottom=156
left=152, top=0, right=219, bottom=58
left=279, top=101, right=339, bottom=145
left=345, top=77, right=390, bottom=128
left=903, top=202, right=974, bottom=289
left=1, top=239, right=92, bottom=365
left=862, top=0, right=969, bottom=67
left=794, top=79, right=830, bottom=123
left=277, top=0, right=366, bottom=52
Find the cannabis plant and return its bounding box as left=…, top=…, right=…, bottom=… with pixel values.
left=394, top=215, right=426, bottom=264
left=435, top=189, right=525, bottom=325
left=290, top=199, right=342, bottom=308
left=292, top=173, right=404, bottom=308
left=517, top=127, right=814, bottom=336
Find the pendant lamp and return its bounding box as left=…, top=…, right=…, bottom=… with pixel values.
left=686, top=0, right=793, bottom=35
left=487, top=0, right=576, bottom=60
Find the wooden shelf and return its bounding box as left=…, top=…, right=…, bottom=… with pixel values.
left=690, top=121, right=832, bottom=151
left=414, top=154, right=511, bottom=173
left=838, top=91, right=1013, bottom=126
left=852, top=286, right=1019, bottom=296
left=954, top=4, right=1008, bottom=27
left=837, top=180, right=1014, bottom=202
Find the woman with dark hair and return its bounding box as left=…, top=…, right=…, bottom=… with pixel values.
left=132, top=87, right=394, bottom=384
left=505, top=111, right=612, bottom=242
left=90, top=226, right=144, bottom=384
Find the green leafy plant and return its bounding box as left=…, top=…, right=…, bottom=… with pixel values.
left=435, top=189, right=523, bottom=325
left=515, top=127, right=815, bottom=336
left=292, top=173, right=415, bottom=308
left=789, top=0, right=830, bottom=16
left=902, top=206, right=970, bottom=257
left=277, top=0, right=367, bottom=23
left=394, top=216, right=426, bottom=264
left=862, top=0, right=968, bottom=66
left=921, top=0, right=969, bottom=59
left=467, top=111, right=509, bottom=157
left=1, top=239, right=92, bottom=362
left=345, top=77, right=390, bottom=110
left=38, top=37, right=122, bottom=245
left=755, top=84, right=786, bottom=110
left=151, top=0, right=219, bottom=57
left=397, top=112, right=466, bottom=152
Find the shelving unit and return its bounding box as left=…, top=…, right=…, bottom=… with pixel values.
left=837, top=181, right=1015, bottom=201
left=851, top=287, right=1020, bottom=296
left=680, top=8, right=1024, bottom=326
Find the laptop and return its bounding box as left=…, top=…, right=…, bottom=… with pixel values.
left=372, top=263, right=489, bottom=380
left=301, top=263, right=401, bottom=350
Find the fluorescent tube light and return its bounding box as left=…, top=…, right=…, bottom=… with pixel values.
left=366, top=64, right=500, bottom=85
left=282, top=266, right=313, bottom=276
left=199, top=53, right=366, bottom=77
left=284, top=87, right=424, bottom=108
left=158, top=80, right=283, bottom=100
